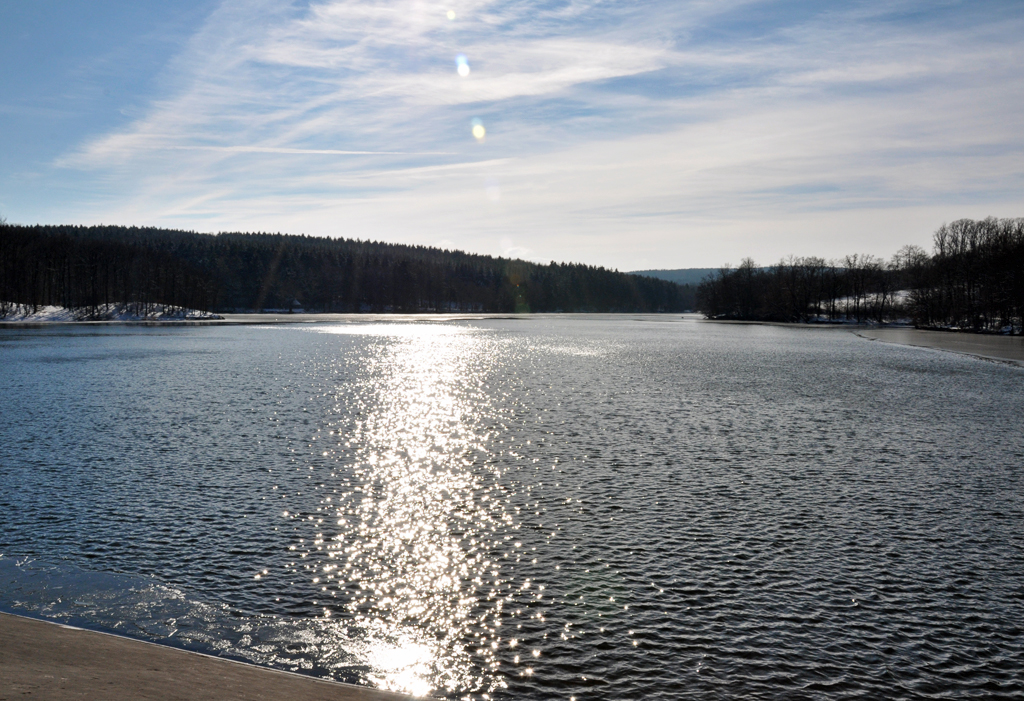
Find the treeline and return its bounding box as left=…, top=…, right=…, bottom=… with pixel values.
left=0, top=224, right=693, bottom=315
left=916, top=218, right=1024, bottom=330
left=696, top=217, right=1024, bottom=333
left=0, top=225, right=217, bottom=317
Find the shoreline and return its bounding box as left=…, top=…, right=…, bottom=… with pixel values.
left=0, top=312, right=491, bottom=328
left=0, top=611, right=415, bottom=701
left=1, top=311, right=680, bottom=327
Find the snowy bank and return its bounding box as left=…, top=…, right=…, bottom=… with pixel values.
left=0, top=303, right=222, bottom=322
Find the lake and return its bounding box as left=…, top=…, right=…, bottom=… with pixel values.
left=2, top=315, right=1023, bottom=699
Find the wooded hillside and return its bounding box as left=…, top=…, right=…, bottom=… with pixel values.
left=0, top=224, right=694, bottom=315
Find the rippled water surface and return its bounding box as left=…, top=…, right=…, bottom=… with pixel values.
left=2, top=316, right=1023, bottom=699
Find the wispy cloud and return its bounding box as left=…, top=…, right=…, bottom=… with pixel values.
left=168, top=145, right=449, bottom=155
left=48, top=0, right=1024, bottom=267
left=67, top=0, right=675, bottom=162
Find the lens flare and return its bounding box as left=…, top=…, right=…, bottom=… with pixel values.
left=471, top=118, right=485, bottom=141
left=455, top=54, right=470, bottom=77
left=447, top=9, right=456, bottom=20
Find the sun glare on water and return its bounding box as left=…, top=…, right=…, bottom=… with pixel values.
left=294, top=323, right=512, bottom=696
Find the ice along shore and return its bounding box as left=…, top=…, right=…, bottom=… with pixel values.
left=852, top=326, right=1024, bottom=366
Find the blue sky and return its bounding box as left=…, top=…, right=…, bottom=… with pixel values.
left=2, top=0, right=1022, bottom=269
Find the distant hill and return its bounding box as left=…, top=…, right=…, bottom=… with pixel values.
left=1, top=224, right=695, bottom=314
left=629, top=268, right=719, bottom=287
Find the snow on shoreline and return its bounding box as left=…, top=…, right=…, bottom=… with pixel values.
left=0, top=303, right=223, bottom=323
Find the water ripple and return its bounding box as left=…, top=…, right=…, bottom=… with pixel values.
left=2, top=318, right=1023, bottom=699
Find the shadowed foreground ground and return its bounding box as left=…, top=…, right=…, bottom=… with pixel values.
left=0, top=613, right=416, bottom=701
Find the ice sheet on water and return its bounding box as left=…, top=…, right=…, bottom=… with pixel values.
left=0, top=556, right=364, bottom=682
left=0, top=555, right=226, bottom=640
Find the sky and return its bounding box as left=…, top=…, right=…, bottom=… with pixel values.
left=1, top=0, right=1022, bottom=270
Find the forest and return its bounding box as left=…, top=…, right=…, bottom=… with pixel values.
left=695, top=217, right=1024, bottom=333
left=0, top=224, right=694, bottom=316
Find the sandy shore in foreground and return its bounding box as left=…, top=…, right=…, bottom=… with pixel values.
left=0, top=612, right=415, bottom=701
left=854, top=327, right=1024, bottom=365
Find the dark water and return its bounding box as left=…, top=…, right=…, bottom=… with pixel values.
left=2, top=316, right=1023, bottom=699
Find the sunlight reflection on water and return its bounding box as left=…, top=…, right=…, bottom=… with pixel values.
left=4, top=318, right=1024, bottom=701
left=295, top=323, right=509, bottom=695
